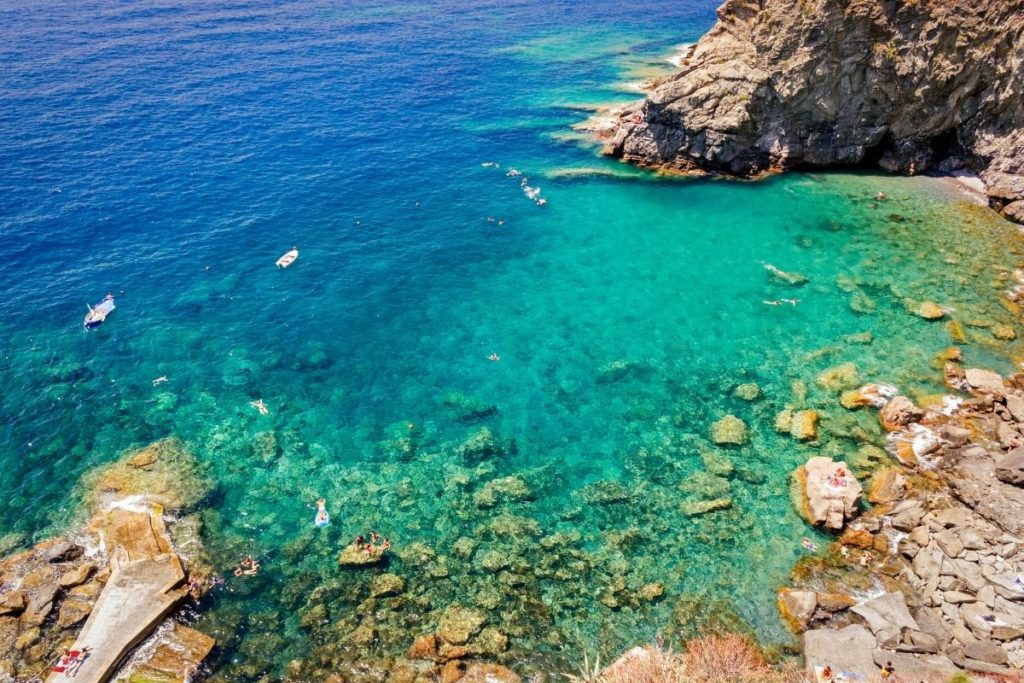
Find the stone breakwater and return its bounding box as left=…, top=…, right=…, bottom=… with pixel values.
left=595, top=0, right=1024, bottom=224
left=780, top=365, right=1024, bottom=679
left=0, top=439, right=214, bottom=683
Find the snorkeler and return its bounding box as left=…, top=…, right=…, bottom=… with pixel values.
left=250, top=399, right=269, bottom=415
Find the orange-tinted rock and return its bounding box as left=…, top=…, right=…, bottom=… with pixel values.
left=839, top=528, right=874, bottom=549
left=441, top=660, right=466, bottom=683
left=438, top=644, right=470, bottom=661
left=778, top=589, right=817, bottom=632
left=867, top=468, right=907, bottom=504
left=790, top=410, right=819, bottom=441
left=879, top=396, right=924, bottom=432
left=407, top=634, right=438, bottom=660
left=126, top=623, right=215, bottom=683
left=816, top=592, right=856, bottom=612
left=462, top=663, right=521, bottom=683
left=947, top=320, right=968, bottom=345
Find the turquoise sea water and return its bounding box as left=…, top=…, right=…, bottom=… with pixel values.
left=2, top=1, right=1024, bottom=679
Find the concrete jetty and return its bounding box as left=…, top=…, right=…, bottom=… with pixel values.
left=46, top=503, right=188, bottom=683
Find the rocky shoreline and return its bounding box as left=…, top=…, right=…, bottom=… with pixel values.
left=0, top=439, right=215, bottom=683
left=779, top=364, right=1024, bottom=679
left=591, top=0, right=1024, bottom=224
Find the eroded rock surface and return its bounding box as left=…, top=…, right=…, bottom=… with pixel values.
left=598, top=0, right=1024, bottom=222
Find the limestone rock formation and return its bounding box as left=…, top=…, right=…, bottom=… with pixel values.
left=599, top=0, right=1024, bottom=222
left=797, top=456, right=863, bottom=530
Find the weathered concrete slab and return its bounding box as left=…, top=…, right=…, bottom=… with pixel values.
left=46, top=505, right=187, bottom=683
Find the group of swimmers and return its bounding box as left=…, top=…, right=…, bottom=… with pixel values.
left=353, top=531, right=391, bottom=555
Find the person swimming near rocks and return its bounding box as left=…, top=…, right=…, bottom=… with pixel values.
left=234, top=556, right=260, bottom=577
left=250, top=398, right=269, bottom=415
left=875, top=191, right=887, bottom=201
left=314, top=498, right=329, bottom=527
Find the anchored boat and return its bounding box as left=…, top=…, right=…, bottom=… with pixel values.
left=84, top=294, right=115, bottom=329
left=276, top=246, right=299, bottom=268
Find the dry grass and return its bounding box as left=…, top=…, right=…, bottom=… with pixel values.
left=681, top=634, right=771, bottom=682
left=586, top=636, right=810, bottom=683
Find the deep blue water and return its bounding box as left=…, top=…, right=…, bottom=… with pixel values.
left=2, top=1, right=1022, bottom=680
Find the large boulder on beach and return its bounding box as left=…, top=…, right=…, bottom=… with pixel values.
left=995, top=447, right=1024, bottom=485
left=964, top=368, right=1006, bottom=398
left=797, top=457, right=862, bottom=530
left=803, top=625, right=877, bottom=679
left=879, top=396, right=924, bottom=432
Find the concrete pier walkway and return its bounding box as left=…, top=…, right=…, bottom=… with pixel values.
left=46, top=504, right=188, bottom=683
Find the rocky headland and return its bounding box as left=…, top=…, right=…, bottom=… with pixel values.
left=0, top=439, right=215, bottom=683
left=595, top=0, right=1024, bottom=223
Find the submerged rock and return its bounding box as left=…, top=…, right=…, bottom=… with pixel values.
left=790, top=410, right=819, bottom=441
left=682, top=497, right=732, bottom=517
left=816, top=363, right=861, bottom=393
left=437, top=606, right=486, bottom=645
left=710, top=415, right=748, bottom=445
left=338, top=543, right=388, bottom=567
left=733, top=382, right=762, bottom=401
left=914, top=301, right=945, bottom=320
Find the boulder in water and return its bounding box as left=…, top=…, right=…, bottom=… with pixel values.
left=797, top=456, right=862, bottom=530
left=710, top=415, right=748, bottom=445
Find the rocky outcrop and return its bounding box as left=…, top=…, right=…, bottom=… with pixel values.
left=598, top=0, right=1024, bottom=222
left=782, top=365, right=1024, bottom=676
left=797, top=457, right=863, bottom=530
left=0, top=440, right=214, bottom=683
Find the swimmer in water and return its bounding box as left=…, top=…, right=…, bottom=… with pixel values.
left=250, top=399, right=269, bottom=415
left=763, top=300, right=782, bottom=306
left=781, top=298, right=800, bottom=306
left=152, top=375, right=168, bottom=386
left=314, top=498, right=329, bottom=526
left=488, top=353, right=500, bottom=362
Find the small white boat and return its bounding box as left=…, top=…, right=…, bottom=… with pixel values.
left=84, top=294, right=115, bottom=329
left=276, top=247, right=299, bottom=268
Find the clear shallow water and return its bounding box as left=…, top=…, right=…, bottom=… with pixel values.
left=2, top=1, right=1024, bottom=680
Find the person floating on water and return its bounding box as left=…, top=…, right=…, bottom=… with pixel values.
left=250, top=399, right=269, bottom=415
left=488, top=353, right=500, bottom=362
left=152, top=375, right=168, bottom=386
left=314, top=498, right=330, bottom=527
left=234, top=556, right=260, bottom=577
left=875, top=191, right=887, bottom=202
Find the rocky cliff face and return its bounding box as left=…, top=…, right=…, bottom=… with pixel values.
left=602, top=0, right=1024, bottom=221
